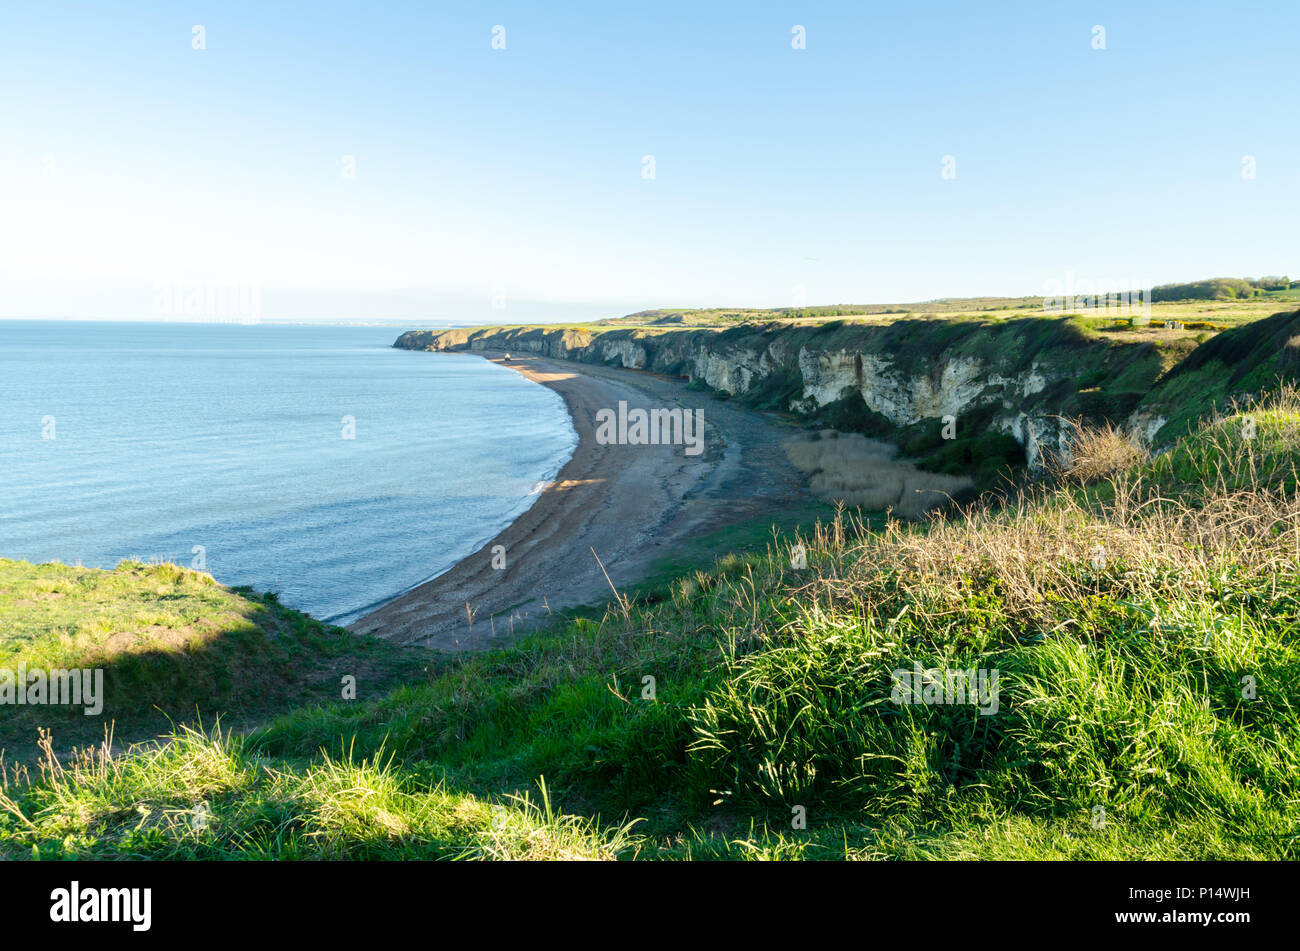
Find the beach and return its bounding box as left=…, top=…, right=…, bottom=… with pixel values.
left=349, top=350, right=807, bottom=649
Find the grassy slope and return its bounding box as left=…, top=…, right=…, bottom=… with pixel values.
left=3, top=392, right=1299, bottom=860
left=0, top=559, right=426, bottom=758
left=1137, top=308, right=1300, bottom=443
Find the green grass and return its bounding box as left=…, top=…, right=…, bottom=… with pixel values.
left=4, top=396, right=1300, bottom=860
left=1137, top=308, right=1300, bottom=443
left=597, top=279, right=1298, bottom=330
left=1, top=726, right=638, bottom=860
left=0, top=559, right=425, bottom=758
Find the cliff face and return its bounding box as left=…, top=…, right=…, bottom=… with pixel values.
left=395, top=311, right=1300, bottom=473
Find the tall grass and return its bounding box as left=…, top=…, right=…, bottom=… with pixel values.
left=682, top=391, right=1300, bottom=851
left=0, top=724, right=640, bottom=860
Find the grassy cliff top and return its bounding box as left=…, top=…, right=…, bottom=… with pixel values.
left=3, top=390, right=1299, bottom=860
left=0, top=559, right=425, bottom=758
left=593, top=283, right=1300, bottom=331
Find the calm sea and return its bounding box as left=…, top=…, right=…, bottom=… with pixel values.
left=0, top=320, right=577, bottom=625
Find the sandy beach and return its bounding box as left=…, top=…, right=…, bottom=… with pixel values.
left=350, top=350, right=807, bottom=649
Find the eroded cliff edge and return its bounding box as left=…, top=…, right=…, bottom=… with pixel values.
left=396, top=311, right=1300, bottom=477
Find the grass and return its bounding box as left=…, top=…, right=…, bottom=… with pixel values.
left=4, top=387, right=1300, bottom=859
left=597, top=284, right=1299, bottom=331
left=1133, top=309, right=1300, bottom=448
left=0, top=558, right=425, bottom=758
left=1053, top=420, right=1149, bottom=484
left=0, top=726, right=638, bottom=860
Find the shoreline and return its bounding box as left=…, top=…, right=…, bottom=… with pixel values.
left=350, top=349, right=808, bottom=649
left=327, top=390, right=578, bottom=629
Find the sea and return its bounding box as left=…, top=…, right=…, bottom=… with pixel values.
left=0, top=320, right=577, bottom=625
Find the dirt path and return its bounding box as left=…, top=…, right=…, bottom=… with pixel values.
left=349, top=350, right=807, bottom=649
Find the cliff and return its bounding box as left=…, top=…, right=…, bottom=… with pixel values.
left=396, top=311, right=1300, bottom=477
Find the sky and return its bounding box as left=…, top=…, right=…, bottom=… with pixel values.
left=1, top=0, right=1296, bottom=323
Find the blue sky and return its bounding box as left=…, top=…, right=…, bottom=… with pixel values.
left=1, top=1, right=1295, bottom=322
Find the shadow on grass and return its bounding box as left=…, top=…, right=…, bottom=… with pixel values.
left=0, top=584, right=429, bottom=762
